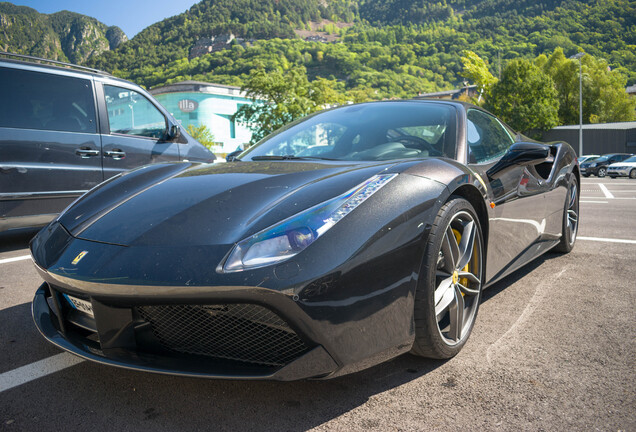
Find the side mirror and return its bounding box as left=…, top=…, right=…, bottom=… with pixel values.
left=167, top=124, right=181, bottom=142
left=487, top=142, right=550, bottom=179
left=226, top=148, right=243, bottom=162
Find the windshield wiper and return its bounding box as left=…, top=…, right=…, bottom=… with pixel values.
left=249, top=155, right=338, bottom=161
left=250, top=155, right=303, bottom=160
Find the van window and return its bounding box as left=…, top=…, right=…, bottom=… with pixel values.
left=0, top=66, right=97, bottom=133
left=104, top=85, right=166, bottom=139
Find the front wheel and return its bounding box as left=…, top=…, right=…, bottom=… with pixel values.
left=597, top=167, right=607, bottom=177
left=411, top=197, right=484, bottom=359
left=630, top=169, right=636, bottom=179
left=554, top=177, right=579, bottom=253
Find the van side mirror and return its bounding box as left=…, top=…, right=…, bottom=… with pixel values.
left=487, top=142, right=550, bottom=179
left=167, top=124, right=181, bottom=142
left=226, top=148, right=243, bottom=162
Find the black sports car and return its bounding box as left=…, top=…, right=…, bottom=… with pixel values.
left=31, top=100, right=580, bottom=380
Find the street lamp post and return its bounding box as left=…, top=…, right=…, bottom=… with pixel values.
left=570, top=52, right=585, bottom=156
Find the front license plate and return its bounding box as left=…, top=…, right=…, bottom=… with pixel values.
left=63, top=294, right=94, bottom=318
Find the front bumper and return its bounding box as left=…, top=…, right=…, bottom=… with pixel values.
left=580, top=166, right=596, bottom=175
left=30, top=197, right=426, bottom=380
left=33, top=281, right=339, bottom=380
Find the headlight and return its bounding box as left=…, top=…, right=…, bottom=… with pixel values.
left=219, top=173, right=397, bottom=273
left=590, top=163, right=598, bottom=167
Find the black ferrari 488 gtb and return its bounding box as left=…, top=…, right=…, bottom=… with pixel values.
left=31, top=100, right=579, bottom=380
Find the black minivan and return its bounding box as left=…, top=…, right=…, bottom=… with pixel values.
left=0, top=53, right=215, bottom=232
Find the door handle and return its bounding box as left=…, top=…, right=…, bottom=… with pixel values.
left=75, top=147, right=100, bottom=158
left=104, top=150, right=126, bottom=160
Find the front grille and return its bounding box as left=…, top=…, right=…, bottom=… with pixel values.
left=136, top=304, right=309, bottom=367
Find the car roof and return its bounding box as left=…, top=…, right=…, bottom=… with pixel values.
left=0, top=51, right=134, bottom=87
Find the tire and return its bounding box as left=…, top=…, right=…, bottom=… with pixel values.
left=597, top=167, right=606, bottom=177
left=411, top=196, right=484, bottom=359
left=630, top=169, right=636, bottom=179
left=554, top=176, right=579, bottom=253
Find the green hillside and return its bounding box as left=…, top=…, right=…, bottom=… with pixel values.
left=2, top=0, right=634, bottom=99
left=0, top=2, right=126, bottom=63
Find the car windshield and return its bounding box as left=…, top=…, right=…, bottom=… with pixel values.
left=594, top=156, right=609, bottom=162
left=240, top=102, right=457, bottom=161
left=623, top=156, right=636, bottom=163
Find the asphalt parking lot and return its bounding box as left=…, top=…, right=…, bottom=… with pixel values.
left=1, top=177, right=635, bottom=431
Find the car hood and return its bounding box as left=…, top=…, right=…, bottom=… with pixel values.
left=59, top=160, right=408, bottom=247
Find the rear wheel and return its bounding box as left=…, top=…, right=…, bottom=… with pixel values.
left=630, top=169, right=636, bottom=179
left=554, top=177, right=579, bottom=253
left=412, top=197, right=484, bottom=359
left=597, top=167, right=606, bottom=177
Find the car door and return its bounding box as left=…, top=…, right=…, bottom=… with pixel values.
left=464, top=109, right=547, bottom=284
left=97, top=82, right=181, bottom=180
left=0, top=65, right=102, bottom=229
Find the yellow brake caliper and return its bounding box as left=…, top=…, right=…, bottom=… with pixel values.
left=452, top=229, right=470, bottom=295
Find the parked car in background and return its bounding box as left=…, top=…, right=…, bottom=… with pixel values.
left=607, top=155, right=636, bottom=179
left=579, top=153, right=633, bottom=177
left=577, top=154, right=600, bottom=164
left=0, top=52, right=215, bottom=233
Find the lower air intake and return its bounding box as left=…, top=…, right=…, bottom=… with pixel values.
left=136, top=304, right=308, bottom=367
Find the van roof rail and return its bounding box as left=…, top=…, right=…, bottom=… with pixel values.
left=0, top=51, right=111, bottom=76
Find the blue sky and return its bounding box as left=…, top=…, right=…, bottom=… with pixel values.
left=11, top=0, right=200, bottom=38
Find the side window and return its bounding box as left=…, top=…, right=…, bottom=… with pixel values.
left=104, top=85, right=166, bottom=139
left=0, top=66, right=97, bottom=133
left=466, top=109, right=514, bottom=164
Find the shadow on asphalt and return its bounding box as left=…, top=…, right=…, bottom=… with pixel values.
left=481, top=251, right=561, bottom=303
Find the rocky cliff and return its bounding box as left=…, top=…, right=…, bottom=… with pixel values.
left=0, top=2, right=127, bottom=64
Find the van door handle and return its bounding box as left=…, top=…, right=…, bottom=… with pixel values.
left=104, top=150, right=126, bottom=160
left=75, top=147, right=100, bottom=158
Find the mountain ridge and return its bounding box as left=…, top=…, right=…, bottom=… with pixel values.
left=0, top=2, right=127, bottom=64
left=1, top=0, right=634, bottom=98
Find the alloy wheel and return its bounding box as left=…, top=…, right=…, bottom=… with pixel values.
left=434, top=211, right=482, bottom=346
left=630, top=169, right=636, bottom=179
left=566, top=182, right=579, bottom=245
left=597, top=167, right=606, bottom=177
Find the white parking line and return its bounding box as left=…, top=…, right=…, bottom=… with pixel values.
left=580, top=200, right=608, bottom=203
left=591, top=182, right=635, bottom=185
left=0, top=255, right=31, bottom=265
left=598, top=184, right=614, bottom=199
left=0, top=353, right=85, bottom=392
left=579, top=236, right=636, bottom=245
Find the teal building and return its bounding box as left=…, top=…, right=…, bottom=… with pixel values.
left=149, top=81, right=256, bottom=154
